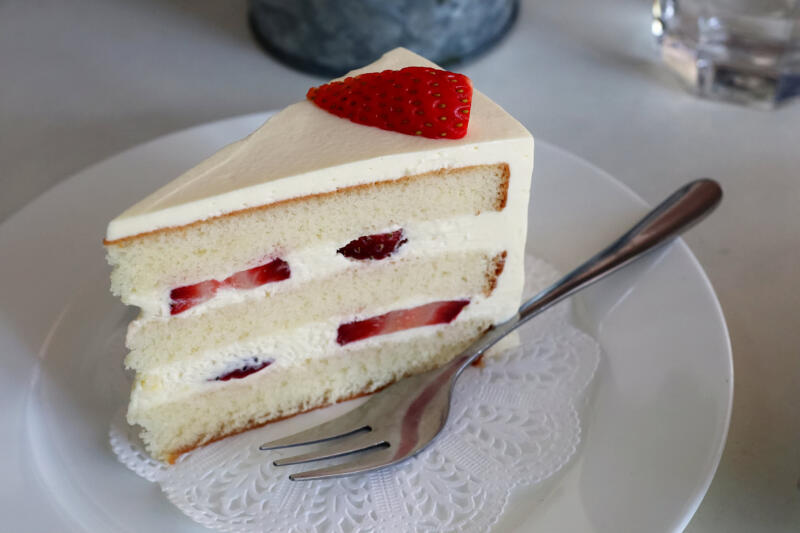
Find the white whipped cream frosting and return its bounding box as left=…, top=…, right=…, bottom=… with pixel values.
left=105, top=48, right=532, bottom=241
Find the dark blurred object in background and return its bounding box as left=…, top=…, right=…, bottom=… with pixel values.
left=249, top=0, right=519, bottom=76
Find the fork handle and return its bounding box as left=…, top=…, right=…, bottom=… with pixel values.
left=455, top=178, right=723, bottom=373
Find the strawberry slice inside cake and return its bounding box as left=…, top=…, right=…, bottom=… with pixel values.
left=169, top=258, right=290, bottom=315
left=104, top=48, right=534, bottom=464
left=336, top=300, right=470, bottom=345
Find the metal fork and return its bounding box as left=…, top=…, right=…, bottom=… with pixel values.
left=260, top=178, right=722, bottom=481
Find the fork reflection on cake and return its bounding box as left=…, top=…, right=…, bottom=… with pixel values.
left=262, top=179, right=722, bottom=480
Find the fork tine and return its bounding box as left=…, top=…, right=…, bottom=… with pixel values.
left=259, top=404, right=372, bottom=450
left=273, top=432, right=388, bottom=466
left=289, top=445, right=398, bottom=481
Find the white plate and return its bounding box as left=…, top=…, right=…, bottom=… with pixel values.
left=0, top=113, right=732, bottom=532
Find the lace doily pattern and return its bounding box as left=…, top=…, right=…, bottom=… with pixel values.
left=109, top=409, right=168, bottom=483
left=110, top=256, right=601, bottom=532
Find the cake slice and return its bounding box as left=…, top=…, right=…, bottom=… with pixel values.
left=104, top=48, right=534, bottom=463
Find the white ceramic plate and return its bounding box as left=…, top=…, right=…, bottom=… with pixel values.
left=0, top=113, right=732, bottom=532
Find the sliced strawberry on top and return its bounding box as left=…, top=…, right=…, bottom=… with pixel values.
left=307, top=66, right=473, bottom=139
left=223, top=258, right=291, bottom=289
left=336, top=299, right=469, bottom=345
left=169, top=279, right=221, bottom=315
left=337, top=229, right=408, bottom=260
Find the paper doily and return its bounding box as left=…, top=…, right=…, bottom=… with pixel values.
left=110, top=256, right=601, bottom=532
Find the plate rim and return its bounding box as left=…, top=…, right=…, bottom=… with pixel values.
left=530, top=137, right=733, bottom=531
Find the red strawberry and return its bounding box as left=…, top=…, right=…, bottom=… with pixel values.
left=170, top=258, right=291, bottom=315
left=307, top=66, right=473, bottom=139
left=336, top=299, right=469, bottom=345
left=337, top=229, right=408, bottom=260
left=212, top=358, right=273, bottom=382
left=223, top=258, right=291, bottom=289
left=169, top=279, right=221, bottom=315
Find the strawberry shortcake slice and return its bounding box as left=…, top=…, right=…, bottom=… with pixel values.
left=104, top=48, right=534, bottom=463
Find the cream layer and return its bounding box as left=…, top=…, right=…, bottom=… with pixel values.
left=130, top=235, right=524, bottom=404
left=129, top=210, right=518, bottom=319
left=129, top=299, right=502, bottom=410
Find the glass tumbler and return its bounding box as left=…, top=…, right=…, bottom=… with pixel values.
left=652, top=0, right=800, bottom=108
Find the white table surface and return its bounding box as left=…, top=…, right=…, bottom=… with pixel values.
left=1, top=0, right=798, bottom=531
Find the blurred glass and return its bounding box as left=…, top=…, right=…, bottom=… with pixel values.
left=248, top=0, right=519, bottom=77
left=652, top=0, right=800, bottom=108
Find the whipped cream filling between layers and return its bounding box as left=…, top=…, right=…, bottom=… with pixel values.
left=129, top=210, right=521, bottom=319
left=131, top=234, right=524, bottom=397
left=129, top=294, right=504, bottom=409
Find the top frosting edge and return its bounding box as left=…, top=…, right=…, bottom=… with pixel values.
left=105, top=48, right=532, bottom=242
